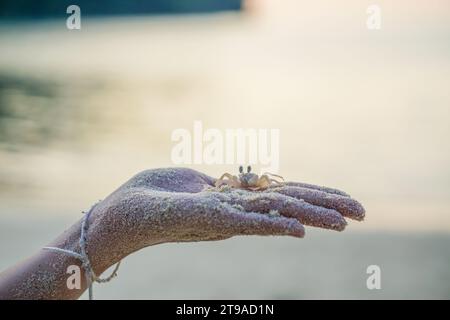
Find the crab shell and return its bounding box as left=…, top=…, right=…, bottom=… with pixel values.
left=238, top=173, right=259, bottom=188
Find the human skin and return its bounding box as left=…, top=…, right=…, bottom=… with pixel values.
left=0, top=167, right=365, bottom=299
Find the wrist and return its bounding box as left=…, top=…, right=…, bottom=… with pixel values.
left=48, top=210, right=116, bottom=278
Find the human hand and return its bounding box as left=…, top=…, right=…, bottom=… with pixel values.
left=84, top=168, right=365, bottom=272
left=0, top=167, right=365, bottom=299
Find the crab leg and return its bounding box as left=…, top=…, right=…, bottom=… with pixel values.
left=269, top=178, right=283, bottom=186
left=253, top=175, right=271, bottom=190
left=262, top=172, right=285, bottom=182
left=215, top=173, right=241, bottom=188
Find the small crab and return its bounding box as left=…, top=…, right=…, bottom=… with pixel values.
left=215, top=165, right=284, bottom=191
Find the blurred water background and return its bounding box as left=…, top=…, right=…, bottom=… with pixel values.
left=0, top=0, right=449, bottom=299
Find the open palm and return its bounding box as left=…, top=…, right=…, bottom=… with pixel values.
left=87, top=168, right=365, bottom=264
left=0, top=167, right=366, bottom=300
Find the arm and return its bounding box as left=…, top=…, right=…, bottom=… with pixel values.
left=0, top=168, right=365, bottom=300
left=0, top=217, right=123, bottom=299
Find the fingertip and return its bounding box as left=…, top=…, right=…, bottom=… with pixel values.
left=334, top=210, right=348, bottom=230
left=341, top=199, right=366, bottom=221
left=287, top=220, right=305, bottom=238
left=333, top=219, right=347, bottom=231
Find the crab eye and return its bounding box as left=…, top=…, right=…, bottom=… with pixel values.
left=239, top=165, right=243, bottom=173
left=247, top=165, right=251, bottom=173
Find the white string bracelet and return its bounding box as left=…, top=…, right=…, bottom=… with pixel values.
left=43, top=202, right=122, bottom=300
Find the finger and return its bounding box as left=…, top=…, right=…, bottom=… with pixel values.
left=219, top=202, right=305, bottom=238
left=222, top=192, right=346, bottom=231
left=272, top=186, right=365, bottom=221
left=281, top=182, right=350, bottom=197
